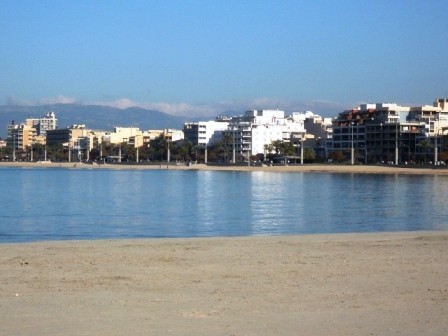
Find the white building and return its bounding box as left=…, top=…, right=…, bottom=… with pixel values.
left=25, top=112, right=57, bottom=135
left=163, top=128, right=184, bottom=142
left=183, top=120, right=229, bottom=147
left=409, top=99, right=448, bottom=136
left=224, top=109, right=307, bottom=159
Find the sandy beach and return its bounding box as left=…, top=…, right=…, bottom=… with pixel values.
left=2, top=161, right=448, bottom=175
left=1, top=162, right=447, bottom=335
left=0, top=232, right=447, bottom=335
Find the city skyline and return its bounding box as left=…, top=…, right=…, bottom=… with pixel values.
left=1, top=0, right=447, bottom=118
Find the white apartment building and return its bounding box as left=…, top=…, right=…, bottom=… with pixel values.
left=25, top=112, right=57, bottom=135
left=163, top=128, right=184, bottom=142
left=183, top=120, right=229, bottom=147
left=224, top=109, right=307, bottom=159
left=409, top=99, right=448, bottom=136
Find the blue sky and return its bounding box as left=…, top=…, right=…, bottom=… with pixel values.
left=1, top=0, right=447, bottom=117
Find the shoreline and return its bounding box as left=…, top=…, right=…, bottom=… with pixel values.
left=1, top=231, right=446, bottom=335
left=1, top=229, right=446, bottom=245
left=2, top=161, right=448, bottom=175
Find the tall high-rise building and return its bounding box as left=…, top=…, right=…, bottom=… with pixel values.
left=25, top=112, right=58, bottom=135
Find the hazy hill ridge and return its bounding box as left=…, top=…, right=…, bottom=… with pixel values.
left=0, top=104, right=190, bottom=137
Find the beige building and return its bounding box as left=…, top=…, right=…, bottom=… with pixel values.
left=103, top=128, right=184, bottom=148
left=25, top=112, right=57, bottom=135
left=104, top=127, right=142, bottom=144
left=46, top=125, right=89, bottom=147
left=6, top=123, right=37, bottom=150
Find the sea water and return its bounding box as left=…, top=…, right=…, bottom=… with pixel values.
left=0, top=167, right=447, bottom=243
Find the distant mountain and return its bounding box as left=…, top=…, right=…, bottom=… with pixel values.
left=0, top=104, right=196, bottom=138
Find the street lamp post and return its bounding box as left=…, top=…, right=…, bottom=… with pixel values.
left=380, top=123, right=383, bottom=163
left=441, top=128, right=444, bottom=163
left=12, top=134, right=16, bottom=162
left=232, top=128, right=236, bottom=164
left=350, top=122, right=354, bottom=165
left=167, top=137, right=170, bottom=164
left=78, top=139, right=81, bottom=162
left=395, top=122, right=399, bottom=165
left=434, top=119, right=439, bottom=164
left=300, top=136, right=304, bottom=165
left=434, top=132, right=438, bottom=164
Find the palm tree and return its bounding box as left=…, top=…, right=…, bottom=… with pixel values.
left=303, top=148, right=316, bottom=162
left=417, top=139, right=432, bottom=163
left=271, top=140, right=284, bottom=155
left=191, top=145, right=200, bottom=163
left=175, top=141, right=192, bottom=162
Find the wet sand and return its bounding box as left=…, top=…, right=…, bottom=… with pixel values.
left=0, top=232, right=447, bottom=335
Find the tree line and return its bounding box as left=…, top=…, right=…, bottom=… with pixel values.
left=0, top=135, right=318, bottom=163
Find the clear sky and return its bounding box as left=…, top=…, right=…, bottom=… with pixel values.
left=1, top=0, right=447, bottom=117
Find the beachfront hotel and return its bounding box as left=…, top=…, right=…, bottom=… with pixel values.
left=331, top=98, right=448, bottom=164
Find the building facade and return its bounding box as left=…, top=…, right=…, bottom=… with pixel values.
left=6, top=123, right=37, bottom=151
left=221, top=109, right=307, bottom=161
left=331, top=98, right=448, bottom=164
left=25, top=112, right=57, bottom=136
left=183, top=120, right=229, bottom=148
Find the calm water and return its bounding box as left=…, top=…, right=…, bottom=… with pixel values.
left=1, top=168, right=447, bottom=243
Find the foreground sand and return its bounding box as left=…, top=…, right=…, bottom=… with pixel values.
left=0, top=232, right=447, bottom=335
left=2, top=161, right=448, bottom=175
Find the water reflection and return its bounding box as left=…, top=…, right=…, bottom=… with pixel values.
left=0, top=168, right=447, bottom=243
